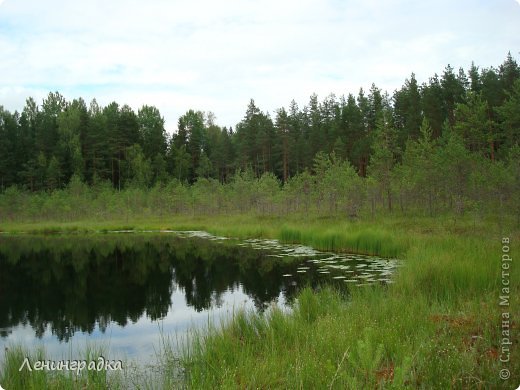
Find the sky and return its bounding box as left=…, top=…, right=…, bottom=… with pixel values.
left=0, top=0, right=519, bottom=134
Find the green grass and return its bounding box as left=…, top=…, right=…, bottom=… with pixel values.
left=1, top=214, right=519, bottom=388
left=180, top=229, right=519, bottom=388
left=0, top=344, right=125, bottom=390
left=279, top=224, right=408, bottom=257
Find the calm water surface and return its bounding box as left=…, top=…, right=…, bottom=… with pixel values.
left=0, top=231, right=399, bottom=364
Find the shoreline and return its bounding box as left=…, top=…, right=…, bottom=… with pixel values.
left=1, top=215, right=519, bottom=388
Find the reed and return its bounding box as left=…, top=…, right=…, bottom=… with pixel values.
left=279, top=225, right=408, bottom=257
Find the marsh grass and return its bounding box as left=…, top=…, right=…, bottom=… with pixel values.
left=178, top=218, right=519, bottom=389
left=279, top=225, right=408, bottom=257
left=1, top=214, right=518, bottom=388
left=180, top=286, right=428, bottom=388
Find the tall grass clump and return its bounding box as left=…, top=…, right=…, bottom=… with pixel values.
left=396, top=235, right=509, bottom=302
left=1, top=346, right=48, bottom=390
left=180, top=286, right=429, bottom=388
left=279, top=224, right=408, bottom=257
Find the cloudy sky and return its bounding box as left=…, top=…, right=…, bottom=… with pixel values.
left=0, top=0, right=519, bottom=132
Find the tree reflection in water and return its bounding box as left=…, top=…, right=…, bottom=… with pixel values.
left=0, top=233, right=304, bottom=342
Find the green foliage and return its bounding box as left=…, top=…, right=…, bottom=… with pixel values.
left=311, top=151, right=365, bottom=217
left=195, top=152, right=212, bottom=179
left=436, top=131, right=474, bottom=215
left=454, top=91, right=493, bottom=156
left=347, top=327, right=385, bottom=386
left=0, top=55, right=519, bottom=208
left=396, top=118, right=438, bottom=215
left=138, top=105, right=167, bottom=159
left=496, top=78, right=520, bottom=153
left=45, top=156, right=62, bottom=191
left=368, top=109, right=399, bottom=212
left=172, top=144, right=191, bottom=183
left=0, top=55, right=519, bottom=228
left=125, top=144, right=152, bottom=188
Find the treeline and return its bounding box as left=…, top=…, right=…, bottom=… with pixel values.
left=0, top=139, right=518, bottom=222
left=0, top=54, right=519, bottom=220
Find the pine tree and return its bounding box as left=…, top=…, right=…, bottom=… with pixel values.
left=454, top=92, right=494, bottom=158
left=56, top=99, right=86, bottom=182
left=367, top=108, right=398, bottom=212
left=275, top=107, right=291, bottom=182
left=499, top=52, right=520, bottom=92
left=178, top=110, right=205, bottom=182
left=393, top=73, right=423, bottom=145
left=85, top=99, right=111, bottom=184
left=441, top=65, right=467, bottom=125
left=421, top=74, right=445, bottom=138
left=0, top=107, right=18, bottom=189
left=400, top=118, right=438, bottom=215
left=496, top=79, right=520, bottom=155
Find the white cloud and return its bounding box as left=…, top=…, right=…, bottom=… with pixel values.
left=0, top=0, right=519, bottom=131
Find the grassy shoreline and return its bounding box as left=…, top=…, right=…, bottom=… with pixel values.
left=1, top=215, right=519, bottom=388
left=0, top=212, right=507, bottom=256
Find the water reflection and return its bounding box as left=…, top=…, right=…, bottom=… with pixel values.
left=0, top=233, right=302, bottom=342
left=0, top=232, right=399, bottom=362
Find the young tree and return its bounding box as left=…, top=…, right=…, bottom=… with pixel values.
left=436, top=128, right=474, bottom=215
left=151, top=153, right=168, bottom=185
left=46, top=156, right=62, bottom=191
left=400, top=118, right=438, bottom=215
left=196, top=152, right=213, bottom=179
left=125, top=144, right=152, bottom=188
left=172, top=145, right=191, bottom=183
left=318, top=153, right=364, bottom=217
left=367, top=109, right=398, bottom=212
left=255, top=172, right=280, bottom=214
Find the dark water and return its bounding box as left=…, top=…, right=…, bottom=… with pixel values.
left=0, top=231, right=399, bottom=363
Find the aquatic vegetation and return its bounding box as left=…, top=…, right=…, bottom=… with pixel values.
left=1, top=215, right=518, bottom=388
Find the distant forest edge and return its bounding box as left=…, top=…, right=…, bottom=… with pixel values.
left=0, top=53, right=519, bottom=221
